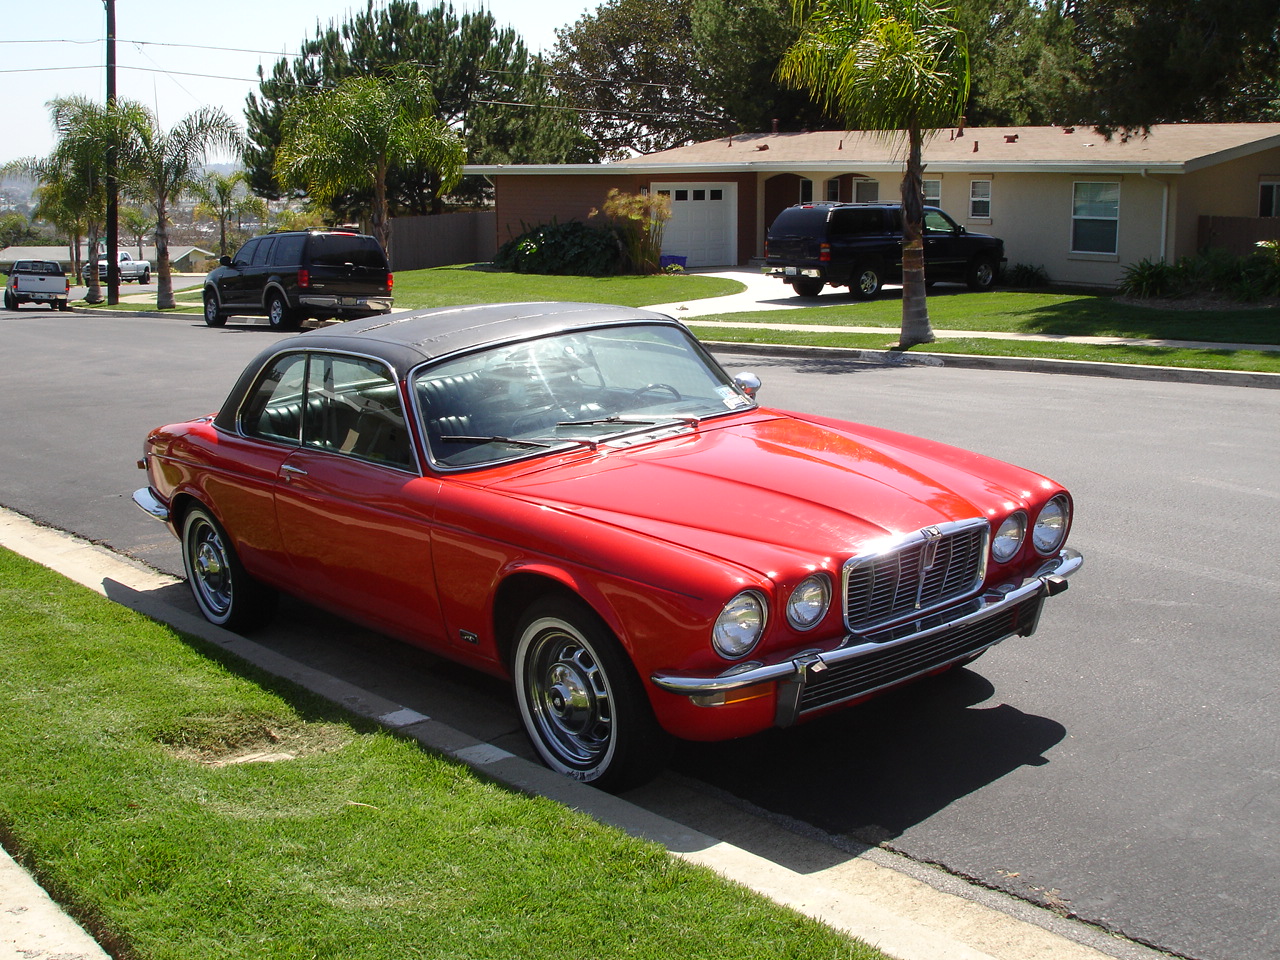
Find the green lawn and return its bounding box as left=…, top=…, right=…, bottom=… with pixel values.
left=0, top=546, right=880, bottom=960
left=696, top=288, right=1280, bottom=344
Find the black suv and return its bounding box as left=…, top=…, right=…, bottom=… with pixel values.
left=765, top=202, right=1004, bottom=299
left=202, top=230, right=393, bottom=330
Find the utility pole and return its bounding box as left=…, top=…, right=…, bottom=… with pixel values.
left=104, top=0, right=120, bottom=306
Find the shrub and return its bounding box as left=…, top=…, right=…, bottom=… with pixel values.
left=494, top=219, right=621, bottom=276
left=1119, top=258, right=1181, bottom=298
left=590, top=189, right=672, bottom=275
left=1003, top=263, right=1049, bottom=288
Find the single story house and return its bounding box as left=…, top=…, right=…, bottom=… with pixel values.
left=464, top=123, right=1280, bottom=287
left=0, top=245, right=216, bottom=275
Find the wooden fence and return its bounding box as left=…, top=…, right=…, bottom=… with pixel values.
left=1197, top=216, right=1280, bottom=256
left=389, top=211, right=496, bottom=271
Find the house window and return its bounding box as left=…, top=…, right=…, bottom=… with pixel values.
left=1072, top=181, right=1120, bottom=254
left=825, top=178, right=841, bottom=201
left=923, top=179, right=941, bottom=204
left=855, top=179, right=879, bottom=203
left=969, top=180, right=991, bottom=219
left=1261, top=181, right=1280, bottom=217
left=799, top=179, right=814, bottom=203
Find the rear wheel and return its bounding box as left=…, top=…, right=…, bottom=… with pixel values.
left=267, top=292, right=301, bottom=331
left=141, top=267, right=151, bottom=284
left=791, top=278, right=824, bottom=298
left=181, top=505, right=277, bottom=631
left=513, top=596, right=670, bottom=791
left=3, top=291, right=16, bottom=311
left=202, top=289, right=227, bottom=327
left=849, top=264, right=883, bottom=300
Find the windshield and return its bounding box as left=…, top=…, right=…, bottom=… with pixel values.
left=412, top=323, right=754, bottom=468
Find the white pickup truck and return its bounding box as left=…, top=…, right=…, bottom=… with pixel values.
left=82, top=250, right=152, bottom=284
left=5, top=260, right=71, bottom=311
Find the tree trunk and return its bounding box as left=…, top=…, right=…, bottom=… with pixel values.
left=85, top=224, right=103, bottom=304
left=898, top=127, right=935, bottom=348
left=155, top=197, right=174, bottom=310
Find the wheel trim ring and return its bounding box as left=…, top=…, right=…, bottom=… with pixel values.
left=524, top=626, right=613, bottom=769
left=858, top=270, right=878, bottom=294
left=189, top=521, right=232, bottom=617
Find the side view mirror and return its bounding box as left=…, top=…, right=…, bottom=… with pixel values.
left=957, top=225, right=967, bottom=234
left=733, top=371, right=761, bottom=399
left=219, top=256, right=233, bottom=267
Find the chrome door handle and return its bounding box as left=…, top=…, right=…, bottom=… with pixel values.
left=282, top=464, right=308, bottom=478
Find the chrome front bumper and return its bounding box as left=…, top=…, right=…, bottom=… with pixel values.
left=651, top=548, right=1083, bottom=726
left=132, top=487, right=170, bottom=523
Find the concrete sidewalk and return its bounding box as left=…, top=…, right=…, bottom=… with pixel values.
left=0, top=508, right=1164, bottom=960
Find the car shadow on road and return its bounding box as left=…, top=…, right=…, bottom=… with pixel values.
left=666, top=666, right=1066, bottom=849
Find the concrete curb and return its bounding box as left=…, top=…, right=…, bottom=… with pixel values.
left=0, top=507, right=1165, bottom=960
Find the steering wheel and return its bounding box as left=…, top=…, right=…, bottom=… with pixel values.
left=630, top=382, right=681, bottom=402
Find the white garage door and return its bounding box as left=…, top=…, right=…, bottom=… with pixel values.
left=652, top=182, right=736, bottom=267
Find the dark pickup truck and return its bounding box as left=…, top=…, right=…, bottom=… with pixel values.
left=765, top=202, right=1005, bottom=299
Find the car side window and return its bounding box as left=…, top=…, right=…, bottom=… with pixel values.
left=270, top=235, right=306, bottom=267
left=232, top=239, right=258, bottom=266
left=924, top=210, right=958, bottom=233
left=239, top=353, right=308, bottom=444
left=251, top=237, right=276, bottom=267
left=830, top=208, right=884, bottom=237
left=303, top=354, right=414, bottom=470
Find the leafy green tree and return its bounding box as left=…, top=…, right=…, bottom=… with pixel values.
left=190, top=170, right=247, bottom=257
left=122, top=107, right=243, bottom=308
left=246, top=1, right=590, bottom=212
left=779, top=0, right=969, bottom=348
left=0, top=212, right=46, bottom=248
left=274, top=68, right=465, bottom=256
left=118, top=206, right=152, bottom=259
left=954, top=0, right=1085, bottom=126
left=549, top=0, right=729, bottom=159
left=1068, top=0, right=1280, bottom=131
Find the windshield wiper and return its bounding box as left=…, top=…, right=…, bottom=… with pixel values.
left=555, top=415, right=660, bottom=427
left=440, top=435, right=553, bottom=449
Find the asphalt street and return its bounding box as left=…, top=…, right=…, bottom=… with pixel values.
left=1, top=309, right=1277, bottom=960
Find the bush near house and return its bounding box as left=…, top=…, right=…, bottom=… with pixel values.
left=1120, top=244, right=1280, bottom=301
left=495, top=219, right=622, bottom=275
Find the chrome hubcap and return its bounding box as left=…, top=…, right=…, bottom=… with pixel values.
left=527, top=629, right=612, bottom=767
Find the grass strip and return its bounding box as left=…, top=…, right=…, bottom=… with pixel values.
left=0, top=546, right=880, bottom=960
left=688, top=324, right=1280, bottom=374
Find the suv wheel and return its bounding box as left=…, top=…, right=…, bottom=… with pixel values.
left=202, top=289, right=226, bottom=327
left=967, top=257, right=998, bottom=291
left=791, top=279, right=824, bottom=298
left=267, top=292, right=302, bottom=331
left=850, top=265, right=883, bottom=300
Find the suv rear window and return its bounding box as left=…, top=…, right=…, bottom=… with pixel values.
left=307, top=235, right=388, bottom=269
left=768, top=206, right=833, bottom=236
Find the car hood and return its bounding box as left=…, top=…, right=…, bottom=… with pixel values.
left=488, top=413, right=1034, bottom=571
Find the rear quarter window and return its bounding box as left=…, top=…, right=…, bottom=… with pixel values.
left=269, top=235, right=306, bottom=267
left=829, top=208, right=887, bottom=237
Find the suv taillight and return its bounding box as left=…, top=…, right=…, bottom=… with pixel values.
left=819, top=242, right=831, bottom=263
left=297, top=268, right=310, bottom=289
left=387, top=272, right=394, bottom=291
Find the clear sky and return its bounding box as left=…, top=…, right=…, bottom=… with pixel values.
left=1, top=0, right=595, bottom=167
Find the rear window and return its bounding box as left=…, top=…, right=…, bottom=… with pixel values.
left=768, top=207, right=833, bottom=238
left=306, top=235, right=388, bottom=269
left=15, top=261, right=62, bottom=275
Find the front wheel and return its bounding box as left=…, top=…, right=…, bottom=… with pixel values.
left=181, top=505, right=276, bottom=631
left=967, top=257, right=998, bottom=291
left=849, top=264, right=883, bottom=300
left=513, top=596, right=670, bottom=791
left=203, top=289, right=227, bottom=327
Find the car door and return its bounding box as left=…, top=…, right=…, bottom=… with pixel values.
left=922, top=207, right=969, bottom=280
left=270, top=351, right=448, bottom=647
left=218, top=238, right=259, bottom=308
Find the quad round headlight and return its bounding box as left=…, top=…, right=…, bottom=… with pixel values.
left=1033, top=494, right=1071, bottom=554
left=786, top=574, right=831, bottom=631
left=992, top=512, right=1027, bottom=562
left=712, top=591, right=767, bottom=659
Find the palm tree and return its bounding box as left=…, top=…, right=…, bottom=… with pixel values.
left=779, top=0, right=970, bottom=347
left=9, top=96, right=145, bottom=302
left=190, top=170, right=247, bottom=258
left=274, top=67, right=465, bottom=258
left=124, top=107, right=243, bottom=308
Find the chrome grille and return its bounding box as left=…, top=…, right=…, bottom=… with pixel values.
left=843, top=519, right=988, bottom=632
